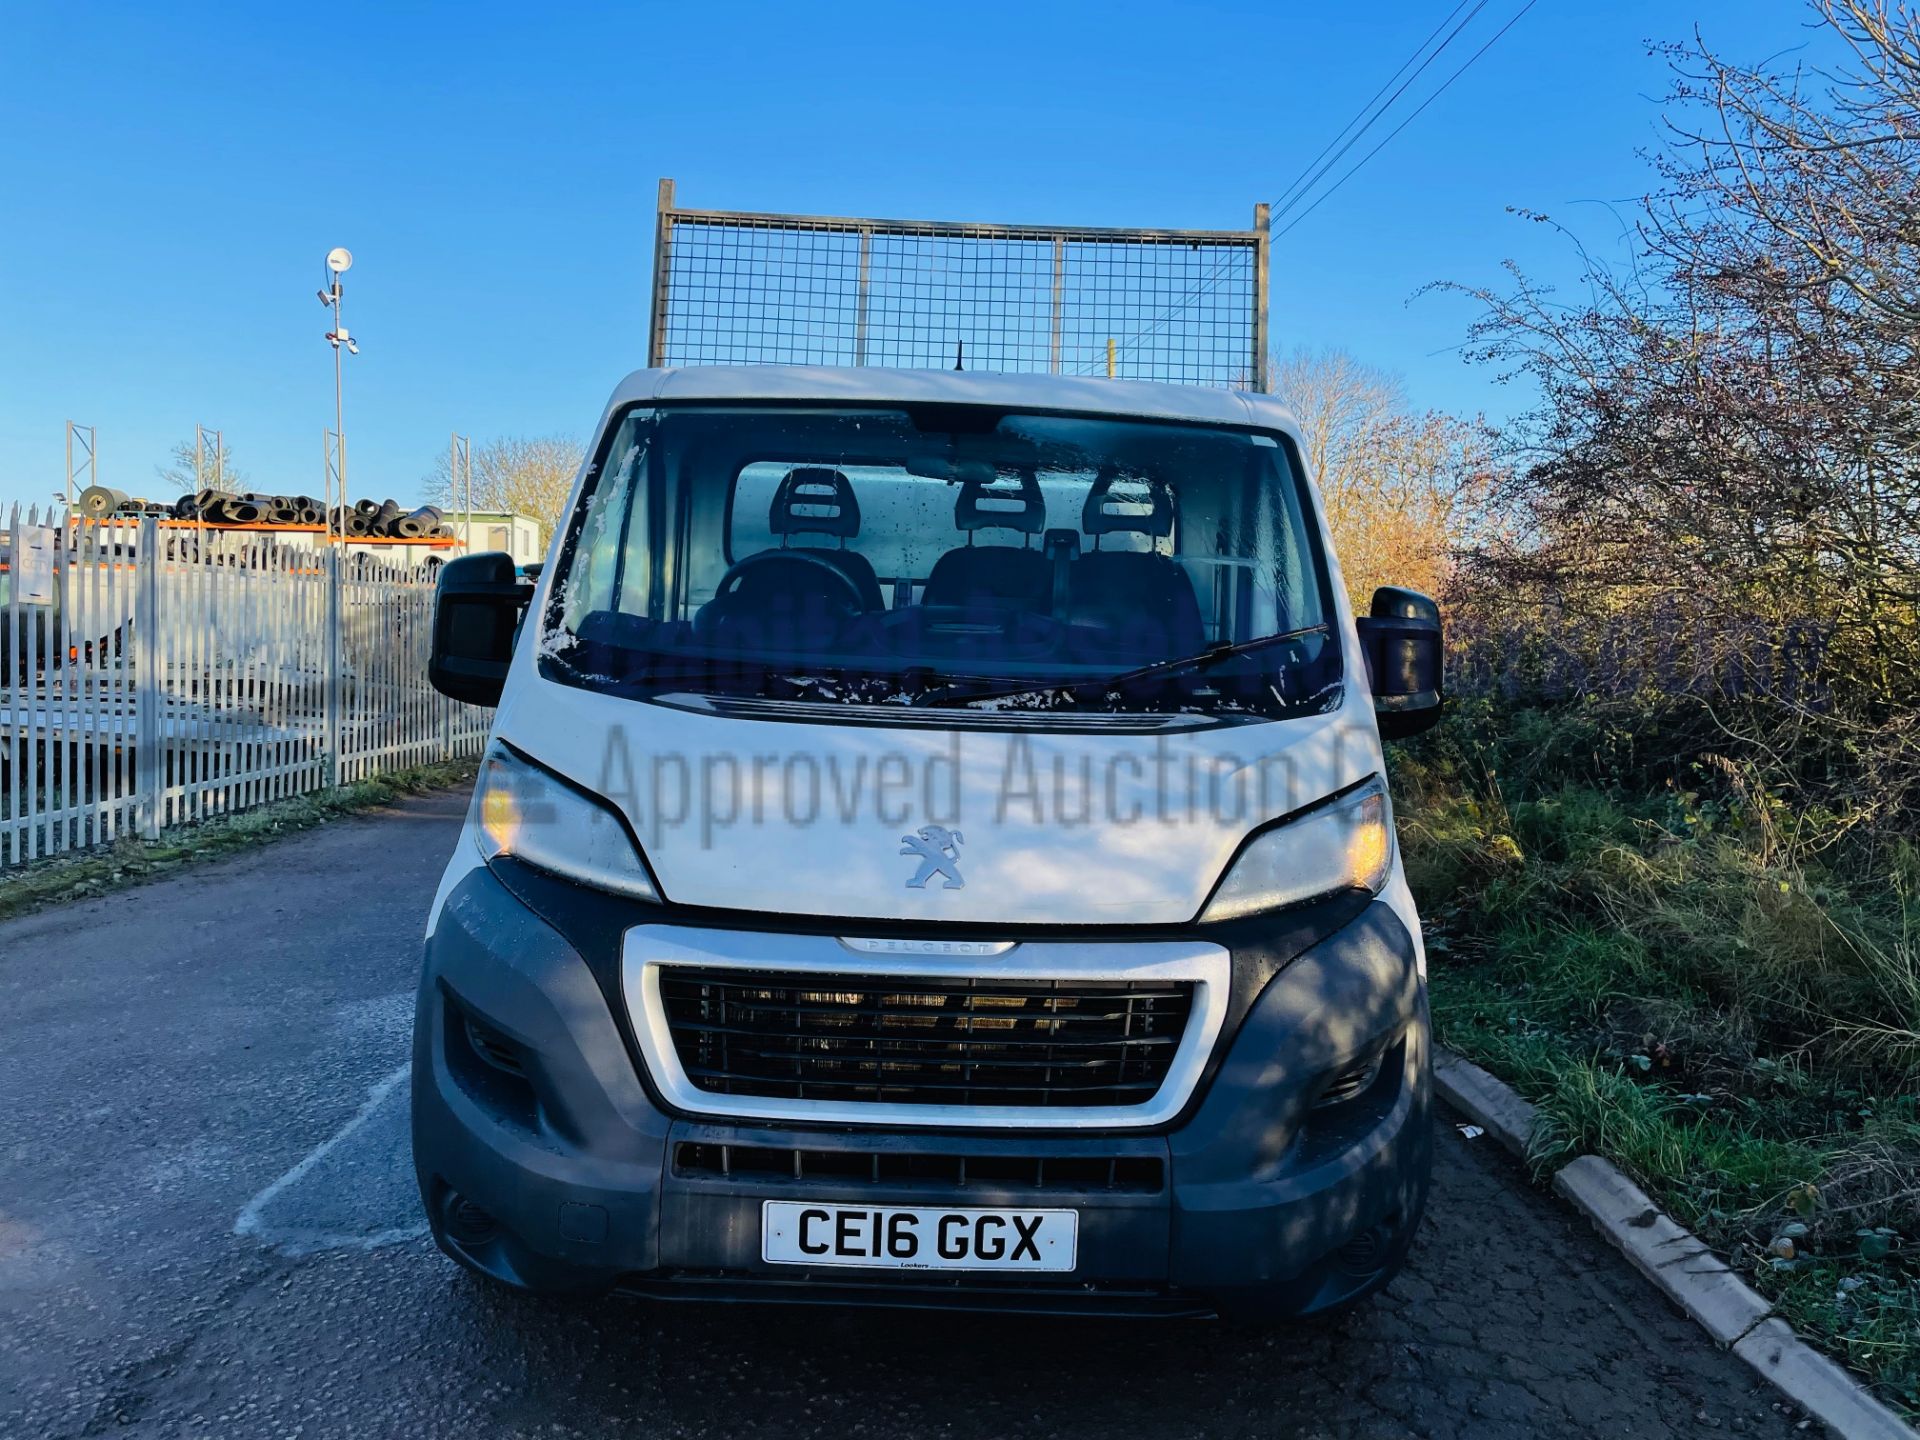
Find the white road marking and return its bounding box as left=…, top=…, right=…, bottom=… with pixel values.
left=234, top=1062, right=427, bottom=1254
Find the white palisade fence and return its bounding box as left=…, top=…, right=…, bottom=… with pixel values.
left=2, top=504, right=493, bottom=868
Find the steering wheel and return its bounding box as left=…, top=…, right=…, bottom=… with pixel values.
left=697, top=548, right=869, bottom=638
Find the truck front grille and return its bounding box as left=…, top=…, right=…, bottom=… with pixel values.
left=657, top=969, right=1195, bottom=1109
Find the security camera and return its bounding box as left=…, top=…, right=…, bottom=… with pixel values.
left=345, top=338, right=359, bottom=355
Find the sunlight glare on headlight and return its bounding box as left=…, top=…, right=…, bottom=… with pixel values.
left=473, top=746, right=659, bottom=902
left=1202, top=777, right=1393, bottom=923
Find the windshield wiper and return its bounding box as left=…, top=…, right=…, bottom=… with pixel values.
left=913, top=623, right=1334, bottom=710
left=549, top=640, right=1036, bottom=705
left=543, top=640, right=767, bottom=690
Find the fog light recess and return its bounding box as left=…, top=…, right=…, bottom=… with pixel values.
left=1335, top=1219, right=1395, bottom=1276
left=442, top=1191, right=500, bottom=1247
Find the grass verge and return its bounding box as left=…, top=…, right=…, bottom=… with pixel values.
left=1397, top=703, right=1919, bottom=1413
left=0, top=759, right=478, bottom=925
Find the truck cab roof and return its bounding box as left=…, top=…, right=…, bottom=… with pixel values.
left=605, top=366, right=1306, bottom=439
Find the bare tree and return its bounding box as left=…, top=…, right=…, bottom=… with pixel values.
left=427, top=435, right=583, bottom=542
left=155, top=436, right=246, bottom=493
left=1271, top=346, right=1404, bottom=487
left=1272, top=347, right=1495, bottom=606
left=1320, top=411, right=1498, bottom=607
left=1439, top=0, right=1920, bottom=831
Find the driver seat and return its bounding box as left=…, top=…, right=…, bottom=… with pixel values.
left=692, top=468, right=880, bottom=650
left=767, top=468, right=884, bottom=611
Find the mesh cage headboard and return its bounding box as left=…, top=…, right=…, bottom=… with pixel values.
left=648, top=180, right=1270, bottom=391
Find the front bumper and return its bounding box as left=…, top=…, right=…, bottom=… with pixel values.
left=412, top=861, right=1432, bottom=1318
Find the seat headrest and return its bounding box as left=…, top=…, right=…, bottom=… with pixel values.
left=769, top=467, right=860, bottom=540
left=1082, top=470, right=1173, bottom=539
left=955, top=470, right=1044, bottom=536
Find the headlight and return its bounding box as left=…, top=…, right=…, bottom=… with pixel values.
left=474, top=745, right=660, bottom=902
left=1201, top=777, right=1393, bottom=922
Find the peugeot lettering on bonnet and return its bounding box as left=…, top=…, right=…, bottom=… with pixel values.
left=416, top=366, right=1443, bottom=1318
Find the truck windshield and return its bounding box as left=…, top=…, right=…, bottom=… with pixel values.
left=540, top=404, right=1340, bottom=717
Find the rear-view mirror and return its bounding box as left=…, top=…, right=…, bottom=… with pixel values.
left=1356, top=585, right=1443, bottom=740
left=429, top=552, right=530, bottom=707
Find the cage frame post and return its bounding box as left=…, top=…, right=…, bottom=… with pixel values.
left=1050, top=235, right=1065, bottom=374
left=649, top=178, right=676, bottom=369
left=1252, top=202, right=1271, bottom=393
left=854, top=227, right=873, bottom=366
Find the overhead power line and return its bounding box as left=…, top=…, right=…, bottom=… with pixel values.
left=1272, top=0, right=1489, bottom=222
left=1276, top=0, right=1543, bottom=240
left=1097, top=0, right=1544, bottom=374
left=1106, top=1, right=1493, bottom=370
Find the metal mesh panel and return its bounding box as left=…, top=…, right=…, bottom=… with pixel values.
left=650, top=183, right=1269, bottom=390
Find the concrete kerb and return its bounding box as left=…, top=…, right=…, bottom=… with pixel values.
left=1433, top=1046, right=1916, bottom=1440
left=1432, top=1048, right=1538, bottom=1160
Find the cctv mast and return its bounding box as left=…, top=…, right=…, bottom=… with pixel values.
left=318, top=247, right=358, bottom=542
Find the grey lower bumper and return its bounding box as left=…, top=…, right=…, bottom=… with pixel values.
left=412, top=863, right=1431, bottom=1316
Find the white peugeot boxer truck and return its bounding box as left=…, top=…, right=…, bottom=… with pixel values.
left=416, top=366, right=1442, bottom=1318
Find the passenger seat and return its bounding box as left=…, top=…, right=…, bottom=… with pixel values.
left=1069, top=472, right=1202, bottom=658
left=922, top=471, right=1051, bottom=613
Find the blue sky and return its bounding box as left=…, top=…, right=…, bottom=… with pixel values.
left=0, top=1, right=1809, bottom=511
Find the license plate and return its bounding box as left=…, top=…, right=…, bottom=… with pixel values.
left=761, top=1201, right=1077, bottom=1272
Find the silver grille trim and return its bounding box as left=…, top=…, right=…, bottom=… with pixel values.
left=838, top=936, right=1018, bottom=958
left=622, top=924, right=1230, bottom=1130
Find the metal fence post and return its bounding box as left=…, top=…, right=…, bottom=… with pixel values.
left=133, top=515, right=162, bottom=840
left=324, top=545, right=342, bottom=787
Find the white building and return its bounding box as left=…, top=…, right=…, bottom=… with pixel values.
left=440, top=511, right=545, bottom=567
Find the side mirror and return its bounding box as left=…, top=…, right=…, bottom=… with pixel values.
left=1355, top=585, right=1443, bottom=740
left=429, top=552, right=529, bottom=707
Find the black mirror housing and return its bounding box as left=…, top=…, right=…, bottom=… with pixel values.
left=1356, top=585, right=1443, bottom=740
left=429, top=552, right=529, bottom=707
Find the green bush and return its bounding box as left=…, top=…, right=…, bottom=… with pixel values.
left=1400, top=702, right=1919, bottom=1411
